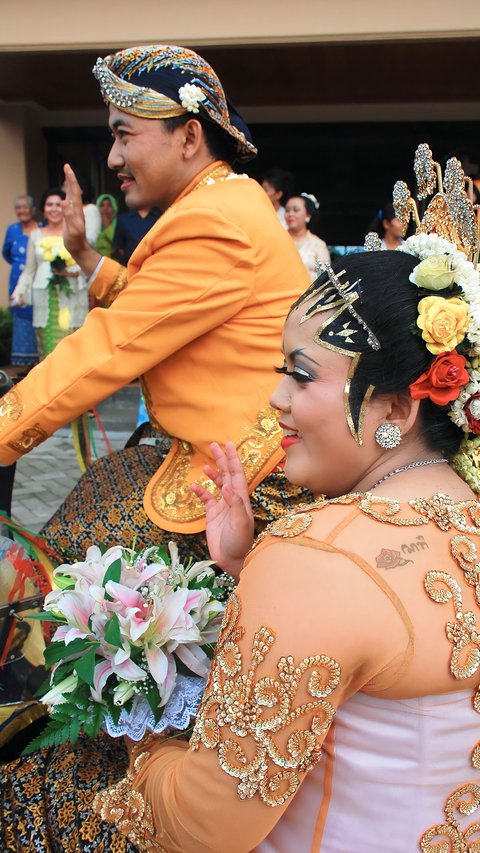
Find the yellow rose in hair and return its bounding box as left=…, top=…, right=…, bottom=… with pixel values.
left=417, top=296, right=469, bottom=354
left=409, top=255, right=456, bottom=291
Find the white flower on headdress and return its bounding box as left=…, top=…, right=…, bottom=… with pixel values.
left=178, top=83, right=206, bottom=114
left=300, top=192, right=320, bottom=211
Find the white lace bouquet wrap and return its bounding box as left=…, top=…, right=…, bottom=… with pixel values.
left=24, top=543, right=232, bottom=752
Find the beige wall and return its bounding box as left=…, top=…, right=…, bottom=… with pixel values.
left=1, top=0, right=480, bottom=49
left=0, top=108, right=30, bottom=306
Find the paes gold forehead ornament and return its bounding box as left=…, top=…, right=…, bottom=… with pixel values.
left=290, top=263, right=380, bottom=445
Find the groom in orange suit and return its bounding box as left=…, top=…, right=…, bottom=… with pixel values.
left=0, top=44, right=310, bottom=559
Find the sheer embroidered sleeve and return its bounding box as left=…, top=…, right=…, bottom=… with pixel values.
left=95, top=529, right=410, bottom=853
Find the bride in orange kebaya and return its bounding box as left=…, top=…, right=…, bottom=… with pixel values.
left=95, top=199, right=480, bottom=848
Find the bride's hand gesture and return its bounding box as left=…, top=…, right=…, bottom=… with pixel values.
left=191, top=442, right=254, bottom=579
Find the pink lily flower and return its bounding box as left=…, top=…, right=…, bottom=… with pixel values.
left=175, top=643, right=211, bottom=678
left=91, top=654, right=146, bottom=704
left=144, top=645, right=177, bottom=705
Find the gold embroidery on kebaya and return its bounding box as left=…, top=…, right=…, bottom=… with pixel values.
left=7, top=424, right=48, bottom=455
left=0, top=388, right=23, bottom=422
left=424, top=571, right=480, bottom=680
left=419, top=784, right=480, bottom=851
left=94, top=751, right=167, bottom=852
left=151, top=406, right=282, bottom=522
left=190, top=593, right=341, bottom=807
left=251, top=493, right=480, bottom=552
left=411, top=494, right=480, bottom=533
left=269, top=512, right=314, bottom=538
left=451, top=534, right=480, bottom=605
left=420, top=566, right=480, bottom=846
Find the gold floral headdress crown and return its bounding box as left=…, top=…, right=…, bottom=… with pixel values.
left=373, top=143, right=480, bottom=492
left=393, top=143, right=480, bottom=266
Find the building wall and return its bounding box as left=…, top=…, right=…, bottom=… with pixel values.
left=0, top=109, right=29, bottom=306
left=1, top=0, right=479, bottom=48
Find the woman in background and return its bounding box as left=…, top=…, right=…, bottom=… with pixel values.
left=2, top=195, right=38, bottom=368
left=286, top=191, right=330, bottom=280
left=261, top=168, right=294, bottom=228
left=11, top=189, right=88, bottom=358
left=95, top=193, right=118, bottom=258
left=369, top=202, right=404, bottom=250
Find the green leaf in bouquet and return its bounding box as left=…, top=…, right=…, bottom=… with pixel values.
left=74, top=646, right=97, bottom=687
left=140, top=544, right=169, bottom=565
left=145, top=682, right=161, bottom=717
left=96, top=541, right=108, bottom=556
left=202, top=643, right=216, bottom=660
left=104, top=694, right=122, bottom=725
left=51, top=574, right=76, bottom=590
left=44, top=638, right=98, bottom=667
left=82, top=703, right=105, bottom=738
left=50, top=661, right=75, bottom=686
left=103, top=558, right=122, bottom=598
left=46, top=703, right=78, bottom=722
left=21, top=710, right=81, bottom=755
left=33, top=673, right=54, bottom=699
left=104, top=613, right=122, bottom=648
left=25, top=611, right=66, bottom=622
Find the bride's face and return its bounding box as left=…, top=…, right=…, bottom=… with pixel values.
left=270, top=307, right=383, bottom=496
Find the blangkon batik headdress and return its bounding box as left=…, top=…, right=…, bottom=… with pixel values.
left=92, top=44, right=257, bottom=161
left=290, top=263, right=381, bottom=445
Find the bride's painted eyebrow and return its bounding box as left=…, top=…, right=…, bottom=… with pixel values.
left=288, top=348, right=321, bottom=367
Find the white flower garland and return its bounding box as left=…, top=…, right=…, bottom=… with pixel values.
left=397, top=233, right=480, bottom=434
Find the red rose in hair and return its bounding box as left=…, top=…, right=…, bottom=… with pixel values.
left=465, top=393, right=480, bottom=435
left=409, top=351, right=469, bottom=406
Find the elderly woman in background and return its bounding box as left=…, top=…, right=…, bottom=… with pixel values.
left=285, top=192, right=330, bottom=280
left=2, top=195, right=39, bottom=367
left=95, top=193, right=118, bottom=258
left=11, top=188, right=88, bottom=359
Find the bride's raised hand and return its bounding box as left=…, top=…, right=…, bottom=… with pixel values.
left=191, top=442, right=254, bottom=578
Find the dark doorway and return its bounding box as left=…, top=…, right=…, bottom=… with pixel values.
left=44, top=120, right=480, bottom=245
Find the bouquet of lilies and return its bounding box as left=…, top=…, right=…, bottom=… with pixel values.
left=24, top=542, right=231, bottom=753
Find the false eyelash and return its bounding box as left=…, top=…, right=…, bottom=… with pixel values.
left=274, top=365, right=314, bottom=383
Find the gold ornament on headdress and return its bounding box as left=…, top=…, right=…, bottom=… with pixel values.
left=364, top=232, right=382, bottom=252
left=392, top=142, right=480, bottom=266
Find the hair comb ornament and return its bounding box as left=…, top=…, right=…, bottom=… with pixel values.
left=290, top=263, right=380, bottom=445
